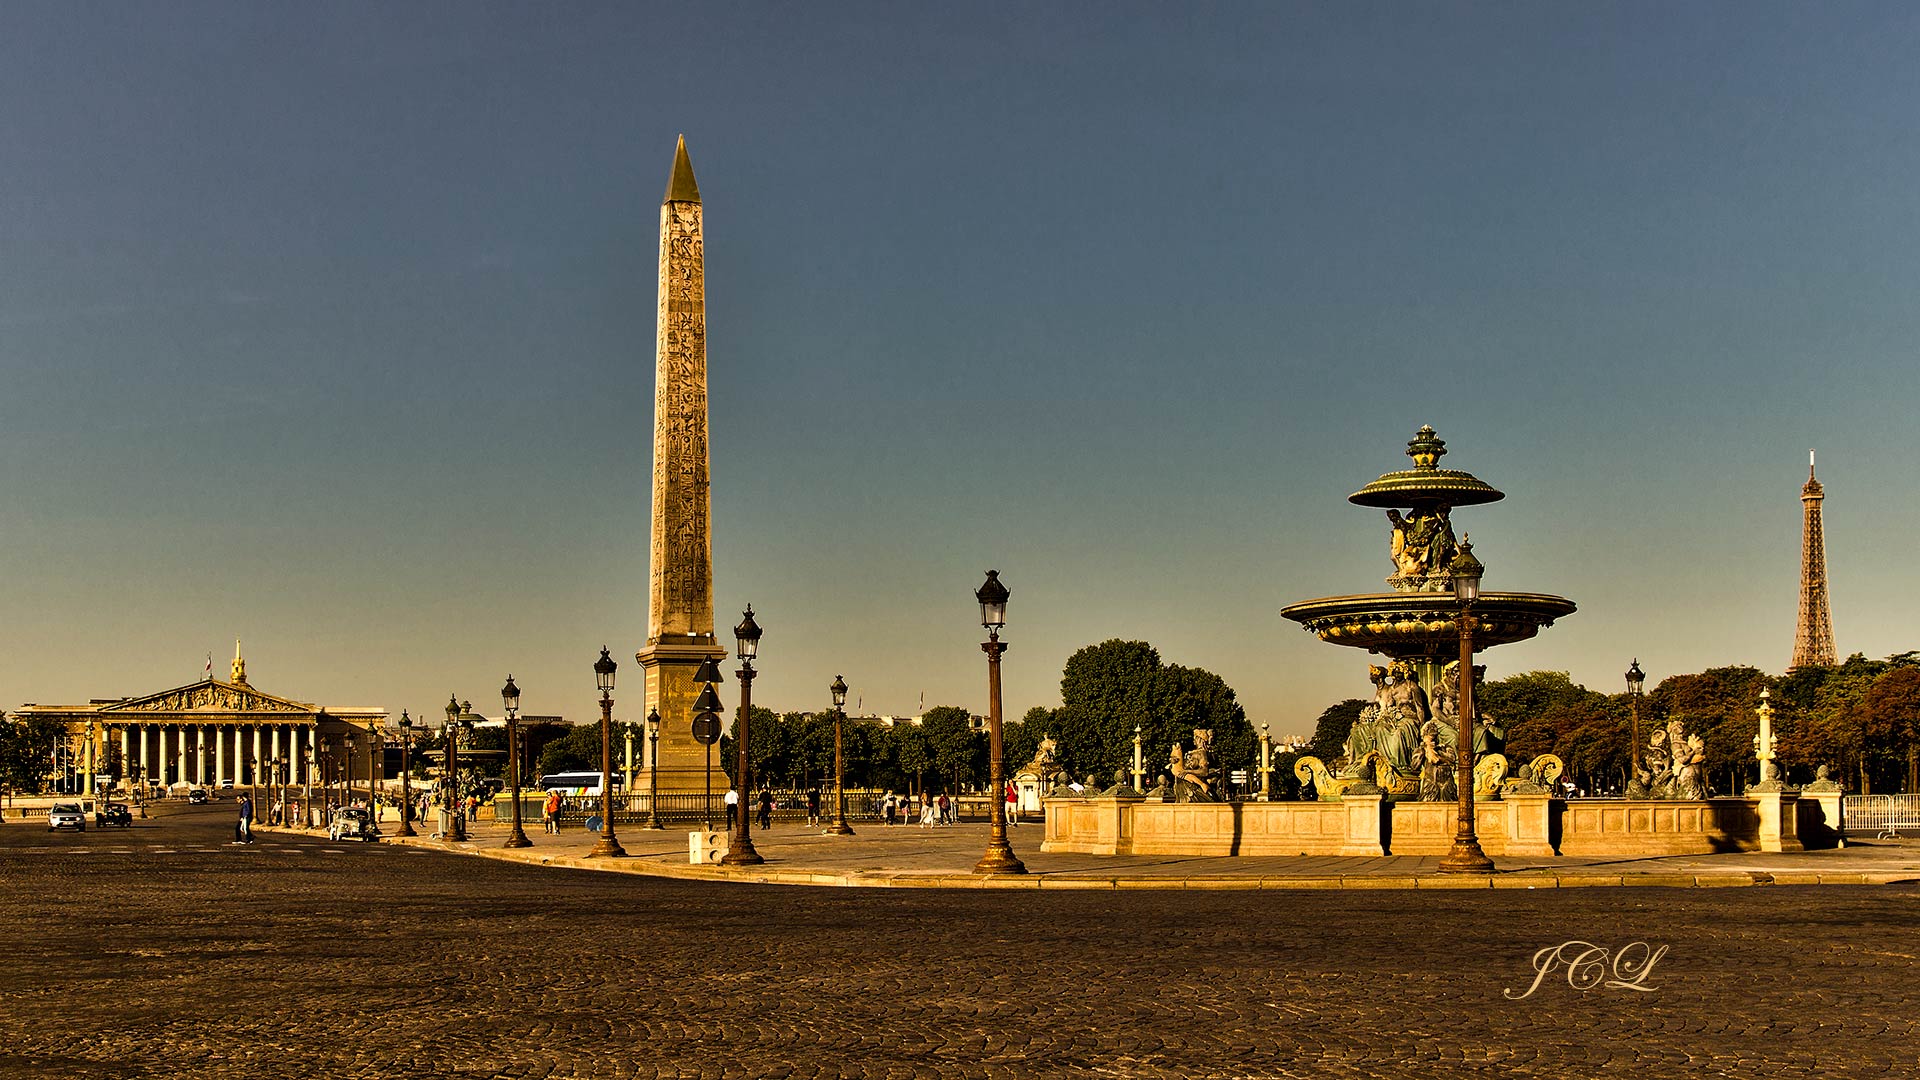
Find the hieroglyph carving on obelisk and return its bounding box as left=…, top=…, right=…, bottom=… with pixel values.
left=638, top=136, right=729, bottom=794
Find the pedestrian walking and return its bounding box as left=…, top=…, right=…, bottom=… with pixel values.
left=937, top=792, right=952, bottom=826
left=1005, top=781, right=1019, bottom=826
left=725, top=787, right=739, bottom=828
left=544, top=788, right=562, bottom=834
left=882, top=791, right=897, bottom=826
left=757, top=789, right=772, bottom=831
left=806, top=788, right=821, bottom=828
left=236, top=794, right=253, bottom=843
left=919, top=794, right=938, bottom=828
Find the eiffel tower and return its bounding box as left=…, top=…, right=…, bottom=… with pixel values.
left=1792, top=450, right=1836, bottom=668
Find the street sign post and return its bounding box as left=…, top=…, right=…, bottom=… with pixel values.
left=692, top=709, right=720, bottom=828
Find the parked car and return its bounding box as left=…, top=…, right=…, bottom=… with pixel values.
left=327, top=806, right=380, bottom=843
left=95, top=803, right=133, bottom=829
left=188, top=788, right=209, bottom=804
left=47, top=803, right=86, bottom=831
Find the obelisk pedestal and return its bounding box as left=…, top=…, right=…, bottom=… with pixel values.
left=636, top=136, right=729, bottom=795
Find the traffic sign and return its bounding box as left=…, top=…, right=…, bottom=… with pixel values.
left=691, top=711, right=721, bottom=745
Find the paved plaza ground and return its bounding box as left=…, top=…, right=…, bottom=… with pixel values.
left=2, top=801, right=1916, bottom=1079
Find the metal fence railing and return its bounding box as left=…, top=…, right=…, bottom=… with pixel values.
left=1842, top=794, right=1920, bottom=838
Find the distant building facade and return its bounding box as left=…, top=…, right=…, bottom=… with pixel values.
left=11, top=648, right=384, bottom=795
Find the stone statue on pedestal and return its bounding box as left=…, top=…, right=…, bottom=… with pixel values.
left=1169, top=729, right=1223, bottom=803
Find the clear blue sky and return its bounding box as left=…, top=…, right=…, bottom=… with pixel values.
left=3, top=4, right=1914, bottom=737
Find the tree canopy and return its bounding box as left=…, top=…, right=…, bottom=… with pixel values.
left=1046, top=639, right=1253, bottom=787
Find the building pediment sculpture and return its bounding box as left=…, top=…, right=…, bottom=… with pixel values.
left=110, top=680, right=310, bottom=714
left=1169, top=729, right=1223, bottom=803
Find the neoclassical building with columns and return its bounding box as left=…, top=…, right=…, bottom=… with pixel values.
left=14, top=647, right=386, bottom=794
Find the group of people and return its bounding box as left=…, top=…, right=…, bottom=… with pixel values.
left=723, top=788, right=777, bottom=830
left=873, top=790, right=967, bottom=827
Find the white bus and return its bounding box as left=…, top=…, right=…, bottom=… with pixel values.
left=537, top=771, right=621, bottom=796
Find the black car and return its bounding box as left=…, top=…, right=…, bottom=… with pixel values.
left=95, top=803, right=133, bottom=828
left=188, top=788, right=209, bottom=804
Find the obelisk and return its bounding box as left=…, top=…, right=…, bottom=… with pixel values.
left=637, top=136, right=729, bottom=794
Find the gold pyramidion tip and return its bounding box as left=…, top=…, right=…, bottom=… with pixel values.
left=664, top=135, right=700, bottom=204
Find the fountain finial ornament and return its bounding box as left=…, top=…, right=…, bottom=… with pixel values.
left=1407, top=424, right=1447, bottom=468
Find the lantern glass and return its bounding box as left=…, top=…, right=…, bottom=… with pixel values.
left=501, top=675, right=520, bottom=715
left=831, top=675, right=848, bottom=708
left=594, top=646, right=617, bottom=693
left=734, top=606, right=762, bottom=661
left=975, top=570, right=1010, bottom=628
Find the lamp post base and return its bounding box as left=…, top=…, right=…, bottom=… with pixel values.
left=645, top=817, right=665, bottom=830
left=504, top=829, right=532, bottom=849
left=584, top=836, right=627, bottom=859
left=720, top=839, right=764, bottom=866
left=396, top=824, right=416, bottom=837
left=824, top=821, right=855, bottom=836
left=1437, top=839, right=1495, bottom=874
left=973, top=843, right=1028, bottom=875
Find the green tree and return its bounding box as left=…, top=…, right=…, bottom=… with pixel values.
left=1054, top=640, right=1252, bottom=791
left=787, top=711, right=836, bottom=791
left=537, top=725, right=603, bottom=777
left=0, top=717, right=65, bottom=796
left=1846, top=667, right=1920, bottom=794
left=1000, top=710, right=1048, bottom=791
left=923, top=706, right=982, bottom=792
left=894, top=724, right=933, bottom=796
left=1650, top=666, right=1769, bottom=793
left=1308, top=699, right=1367, bottom=764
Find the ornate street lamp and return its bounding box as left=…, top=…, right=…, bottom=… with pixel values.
left=585, top=647, right=627, bottom=858
left=502, top=675, right=531, bottom=849
left=644, top=708, right=664, bottom=829
left=345, top=733, right=359, bottom=812
left=973, top=570, right=1026, bottom=875
left=1626, top=659, right=1646, bottom=779
left=318, top=738, right=334, bottom=816
left=444, top=695, right=467, bottom=842
left=825, top=676, right=854, bottom=835
left=1438, top=540, right=1494, bottom=874
left=395, top=711, right=418, bottom=837
left=722, top=606, right=766, bottom=866
left=369, top=725, right=384, bottom=814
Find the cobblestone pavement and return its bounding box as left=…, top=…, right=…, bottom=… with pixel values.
left=3, top=803, right=1916, bottom=1079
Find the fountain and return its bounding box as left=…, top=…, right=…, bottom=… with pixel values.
left=1281, top=426, right=1575, bottom=801
left=1038, top=427, right=1834, bottom=857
